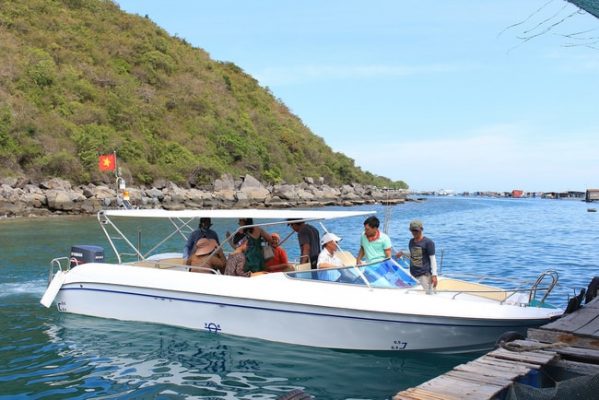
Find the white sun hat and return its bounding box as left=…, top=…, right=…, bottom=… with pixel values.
left=320, top=232, right=342, bottom=246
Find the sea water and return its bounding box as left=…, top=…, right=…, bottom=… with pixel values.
left=1, top=197, right=597, bottom=399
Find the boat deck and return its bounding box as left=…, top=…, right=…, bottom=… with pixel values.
left=393, top=295, right=599, bottom=400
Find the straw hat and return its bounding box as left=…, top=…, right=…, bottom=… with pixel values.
left=194, top=238, right=218, bottom=256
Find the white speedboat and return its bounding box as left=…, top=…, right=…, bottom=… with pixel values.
left=41, top=209, right=563, bottom=353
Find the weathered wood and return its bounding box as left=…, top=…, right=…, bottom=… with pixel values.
left=548, top=358, right=599, bottom=376
left=421, top=375, right=501, bottom=399
left=394, top=387, right=459, bottom=400
left=396, top=297, right=599, bottom=400
left=555, top=345, right=599, bottom=363
left=542, top=297, right=599, bottom=332
left=445, top=370, right=510, bottom=386
left=488, top=347, right=557, bottom=365
left=528, top=328, right=599, bottom=349
left=456, top=362, right=527, bottom=378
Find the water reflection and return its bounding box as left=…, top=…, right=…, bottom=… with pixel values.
left=38, top=314, right=470, bottom=399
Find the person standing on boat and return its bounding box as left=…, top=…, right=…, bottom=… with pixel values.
left=397, top=220, right=438, bottom=294
left=238, top=218, right=272, bottom=273
left=356, top=216, right=392, bottom=264
left=317, top=232, right=343, bottom=281
left=183, top=217, right=220, bottom=259
left=288, top=219, right=320, bottom=269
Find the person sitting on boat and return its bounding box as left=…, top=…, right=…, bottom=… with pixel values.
left=287, top=219, right=320, bottom=269
left=396, top=220, right=437, bottom=294
left=187, top=237, right=226, bottom=274
left=224, top=233, right=252, bottom=277
left=355, top=216, right=392, bottom=265
left=317, top=232, right=343, bottom=281
left=228, top=218, right=272, bottom=273
left=183, top=217, right=220, bottom=259
left=264, top=232, right=293, bottom=272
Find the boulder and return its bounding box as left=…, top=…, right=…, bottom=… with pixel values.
left=214, top=174, right=235, bottom=192
left=40, top=177, right=72, bottom=191
left=0, top=177, right=18, bottom=187
left=240, top=174, right=270, bottom=201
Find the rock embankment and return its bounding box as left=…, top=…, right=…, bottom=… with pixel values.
left=0, top=174, right=408, bottom=218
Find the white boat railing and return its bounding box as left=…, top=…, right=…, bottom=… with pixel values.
left=48, top=257, right=71, bottom=284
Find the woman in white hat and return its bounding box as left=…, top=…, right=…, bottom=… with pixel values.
left=317, top=232, right=344, bottom=281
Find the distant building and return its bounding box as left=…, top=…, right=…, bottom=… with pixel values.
left=586, top=189, right=599, bottom=202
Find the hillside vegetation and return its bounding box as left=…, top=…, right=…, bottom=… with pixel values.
left=0, top=0, right=407, bottom=188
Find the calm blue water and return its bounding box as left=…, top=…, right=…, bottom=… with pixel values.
left=1, top=197, right=598, bottom=399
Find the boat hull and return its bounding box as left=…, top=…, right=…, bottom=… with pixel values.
left=54, top=280, right=552, bottom=354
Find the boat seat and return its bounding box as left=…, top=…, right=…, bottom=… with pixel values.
left=294, top=263, right=311, bottom=271
left=437, top=278, right=508, bottom=301
left=337, top=251, right=356, bottom=267
left=129, top=258, right=187, bottom=269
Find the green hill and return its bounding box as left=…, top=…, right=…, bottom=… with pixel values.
left=0, top=0, right=407, bottom=189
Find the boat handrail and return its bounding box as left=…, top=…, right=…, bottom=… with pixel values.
left=48, top=257, right=71, bottom=284
left=528, top=270, right=559, bottom=305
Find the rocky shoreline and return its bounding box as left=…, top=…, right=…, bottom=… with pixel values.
left=0, top=174, right=409, bottom=218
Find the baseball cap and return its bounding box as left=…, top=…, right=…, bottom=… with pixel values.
left=409, top=220, right=423, bottom=231
left=320, top=232, right=341, bottom=246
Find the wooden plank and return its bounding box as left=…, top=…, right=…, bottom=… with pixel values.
left=487, top=348, right=556, bottom=365
left=542, top=300, right=599, bottom=332
left=445, top=370, right=511, bottom=387
left=421, top=375, right=501, bottom=399
left=528, top=328, right=599, bottom=349
left=455, top=362, right=526, bottom=379
left=463, top=358, right=529, bottom=373
left=394, top=387, right=459, bottom=400
left=548, top=358, right=599, bottom=376
left=472, top=357, right=538, bottom=373
left=574, top=318, right=599, bottom=336
left=555, top=345, right=599, bottom=363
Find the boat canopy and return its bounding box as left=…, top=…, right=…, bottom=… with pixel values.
left=101, top=208, right=375, bottom=221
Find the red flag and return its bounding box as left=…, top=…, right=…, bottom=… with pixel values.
left=98, top=154, right=116, bottom=172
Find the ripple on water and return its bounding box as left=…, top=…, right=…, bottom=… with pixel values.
left=1, top=197, right=598, bottom=398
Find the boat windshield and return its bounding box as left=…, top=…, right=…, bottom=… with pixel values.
left=287, top=258, right=417, bottom=288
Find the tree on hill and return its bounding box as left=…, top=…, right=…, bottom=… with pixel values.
left=0, top=0, right=407, bottom=189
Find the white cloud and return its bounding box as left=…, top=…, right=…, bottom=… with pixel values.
left=339, top=124, right=599, bottom=192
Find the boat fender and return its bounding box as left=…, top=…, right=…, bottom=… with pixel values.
left=276, top=389, right=311, bottom=400
left=494, top=331, right=524, bottom=349
left=585, top=277, right=599, bottom=304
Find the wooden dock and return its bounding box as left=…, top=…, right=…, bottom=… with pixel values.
left=394, top=296, right=599, bottom=400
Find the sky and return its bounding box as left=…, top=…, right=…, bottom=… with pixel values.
left=116, top=0, right=599, bottom=193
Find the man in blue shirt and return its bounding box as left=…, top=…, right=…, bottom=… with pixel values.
left=183, top=217, right=220, bottom=259
left=397, top=220, right=437, bottom=294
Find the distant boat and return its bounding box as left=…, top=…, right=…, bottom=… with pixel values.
left=588, top=208, right=597, bottom=212
left=512, top=190, right=524, bottom=198
left=436, top=189, right=455, bottom=196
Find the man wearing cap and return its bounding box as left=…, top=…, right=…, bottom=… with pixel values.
left=317, top=232, right=344, bottom=281
left=183, top=217, right=220, bottom=259
left=288, top=220, right=320, bottom=269
left=187, top=237, right=226, bottom=273
left=356, top=216, right=392, bottom=265
left=397, top=220, right=437, bottom=294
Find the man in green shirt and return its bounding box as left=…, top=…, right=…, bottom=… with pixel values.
left=356, top=216, right=392, bottom=264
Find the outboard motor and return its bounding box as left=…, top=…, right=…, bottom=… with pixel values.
left=70, top=245, right=104, bottom=268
